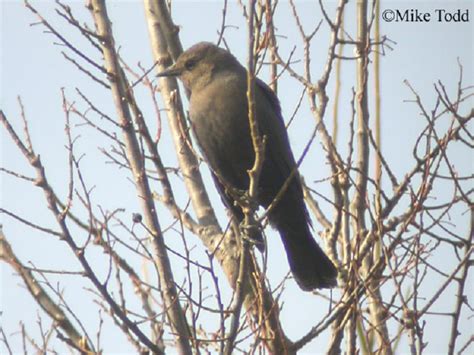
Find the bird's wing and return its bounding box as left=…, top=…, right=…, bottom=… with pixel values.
left=255, top=78, right=312, bottom=226
left=255, top=79, right=299, bottom=182
left=255, top=78, right=283, bottom=119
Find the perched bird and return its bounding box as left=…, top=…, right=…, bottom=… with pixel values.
left=158, top=42, right=337, bottom=290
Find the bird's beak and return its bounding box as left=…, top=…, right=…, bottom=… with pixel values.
left=156, top=64, right=182, bottom=77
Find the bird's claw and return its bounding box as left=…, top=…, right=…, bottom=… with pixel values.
left=239, top=222, right=265, bottom=251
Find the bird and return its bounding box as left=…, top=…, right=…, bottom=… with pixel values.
left=157, top=42, right=337, bottom=290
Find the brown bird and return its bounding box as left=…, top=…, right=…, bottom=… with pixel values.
left=158, top=42, right=337, bottom=290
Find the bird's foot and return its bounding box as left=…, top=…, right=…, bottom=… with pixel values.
left=239, top=221, right=265, bottom=252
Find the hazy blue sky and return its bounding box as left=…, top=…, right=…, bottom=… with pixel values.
left=1, top=1, right=472, bottom=353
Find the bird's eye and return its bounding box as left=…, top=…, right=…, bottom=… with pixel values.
left=185, top=59, right=196, bottom=70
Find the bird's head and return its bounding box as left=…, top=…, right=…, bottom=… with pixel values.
left=157, top=42, right=242, bottom=92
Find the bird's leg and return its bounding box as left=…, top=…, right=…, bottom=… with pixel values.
left=239, top=220, right=265, bottom=251
left=232, top=191, right=265, bottom=252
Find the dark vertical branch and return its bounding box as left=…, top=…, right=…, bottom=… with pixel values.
left=226, top=1, right=264, bottom=352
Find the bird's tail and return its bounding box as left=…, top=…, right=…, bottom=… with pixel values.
left=271, top=196, right=338, bottom=290
left=280, top=226, right=337, bottom=290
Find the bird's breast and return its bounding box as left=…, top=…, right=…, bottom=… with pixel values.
left=189, top=74, right=255, bottom=187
